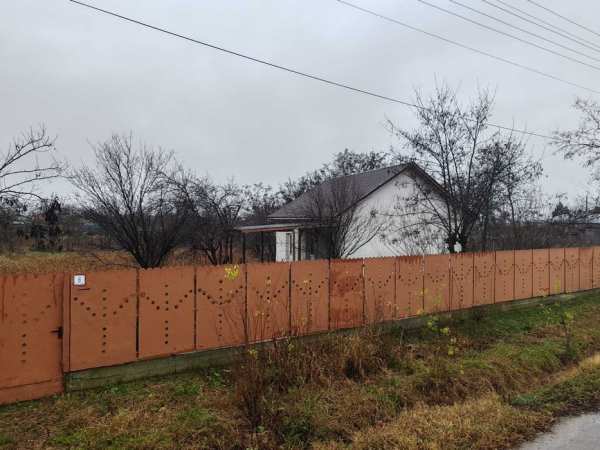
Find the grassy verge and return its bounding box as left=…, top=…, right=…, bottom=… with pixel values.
left=3, top=291, right=600, bottom=449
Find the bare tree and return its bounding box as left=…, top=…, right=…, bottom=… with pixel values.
left=299, top=176, right=385, bottom=259
left=71, top=134, right=190, bottom=268
left=1, top=125, right=63, bottom=201
left=241, top=183, right=283, bottom=261
left=178, top=177, right=245, bottom=265
left=388, top=83, right=540, bottom=253
left=553, top=98, right=600, bottom=167
left=0, top=125, right=63, bottom=252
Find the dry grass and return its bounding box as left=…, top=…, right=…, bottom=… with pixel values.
left=0, top=249, right=211, bottom=275
left=314, top=395, right=550, bottom=450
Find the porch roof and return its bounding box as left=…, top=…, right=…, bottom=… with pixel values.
left=235, top=222, right=309, bottom=234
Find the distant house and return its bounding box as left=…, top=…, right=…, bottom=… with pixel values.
left=238, top=162, right=446, bottom=261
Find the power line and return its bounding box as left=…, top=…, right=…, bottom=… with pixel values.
left=414, top=0, right=600, bottom=73
left=526, top=0, right=600, bottom=40
left=66, top=0, right=579, bottom=143
left=450, top=0, right=600, bottom=63
left=336, top=0, right=600, bottom=95
left=490, top=0, right=600, bottom=54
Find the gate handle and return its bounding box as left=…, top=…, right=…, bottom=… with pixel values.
left=51, top=327, right=63, bottom=339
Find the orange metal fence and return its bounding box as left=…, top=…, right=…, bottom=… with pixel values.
left=3, top=245, right=600, bottom=405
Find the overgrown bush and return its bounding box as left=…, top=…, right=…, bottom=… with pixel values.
left=231, top=327, right=397, bottom=432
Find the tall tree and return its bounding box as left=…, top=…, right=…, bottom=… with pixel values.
left=71, top=134, right=190, bottom=268
left=178, top=178, right=245, bottom=265
left=553, top=98, right=600, bottom=167
left=388, top=83, right=541, bottom=253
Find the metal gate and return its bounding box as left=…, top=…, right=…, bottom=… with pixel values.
left=0, top=273, right=65, bottom=405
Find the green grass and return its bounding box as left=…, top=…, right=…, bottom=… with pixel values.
left=3, top=291, right=600, bottom=449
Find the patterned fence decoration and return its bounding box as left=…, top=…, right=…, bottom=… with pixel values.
left=246, top=262, right=290, bottom=342
left=423, top=255, right=450, bottom=313
left=580, top=247, right=593, bottom=291
left=514, top=250, right=533, bottom=301
left=330, top=259, right=364, bottom=329
left=138, top=266, right=195, bottom=359
left=565, top=248, right=580, bottom=293
left=196, top=264, right=246, bottom=350
left=0, top=273, right=65, bottom=405
left=549, top=248, right=565, bottom=295
left=4, top=245, right=600, bottom=405
left=594, top=247, right=600, bottom=289
left=495, top=251, right=515, bottom=303
left=290, top=260, right=329, bottom=335
left=451, top=253, right=474, bottom=311
left=396, top=256, right=423, bottom=317
left=364, top=258, right=396, bottom=323
left=70, top=269, right=137, bottom=371
left=532, top=249, right=550, bottom=297
left=474, top=252, right=495, bottom=305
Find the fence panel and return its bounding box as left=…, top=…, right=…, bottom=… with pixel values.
left=594, top=247, right=600, bottom=289
left=0, top=273, right=64, bottom=405
left=532, top=249, right=550, bottom=297
left=364, top=257, right=395, bottom=323
left=474, top=252, right=495, bottom=305
left=247, top=262, right=290, bottom=342
left=549, top=248, right=565, bottom=294
left=514, top=250, right=533, bottom=300
left=565, top=248, right=580, bottom=293
left=495, top=250, right=515, bottom=303
left=424, top=254, right=450, bottom=313
left=450, top=253, right=474, bottom=311
left=138, top=266, right=195, bottom=359
left=580, top=247, right=593, bottom=291
left=330, top=259, right=364, bottom=329
left=290, top=260, right=329, bottom=335
left=196, top=264, right=246, bottom=350
left=396, top=256, right=423, bottom=317
left=70, top=270, right=137, bottom=371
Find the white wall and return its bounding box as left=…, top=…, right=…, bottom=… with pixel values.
left=347, top=170, right=446, bottom=258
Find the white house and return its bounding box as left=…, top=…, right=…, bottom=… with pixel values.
left=239, top=162, right=446, bottom=262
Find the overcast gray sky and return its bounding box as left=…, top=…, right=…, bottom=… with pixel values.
left=2, top=0, right=598, bottom=199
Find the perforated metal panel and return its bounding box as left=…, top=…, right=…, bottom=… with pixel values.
left=549, top=248, right=565, bottom=295
left=565, top=248, right=580, bottom=293
left=514, top=250, right=533, bottom=300
left=290, top=260, right=329, bottom=335
left=396, top=256, right=423, bottom=317
left=0, top=273, right=64, bottom=404
left=364, top=257, right=395, bottom=323
left=495, top=250, right=514, bottom=303
left=247, top=262, right=290, bottom=342
left=451, top=253, right=474, bottom=310
left=330, top=259, right=364, bottom=329
left=70, top=270, right=137, bottom=371
left=532, top=249, right=550, bottom=297
left=196, top=264, right=246, bottom=350
left=594, top=247, right=600, bottom=289
left=423, top=254, right=450, bottom=313
left=579, top=247, right=593, bottom=291
left=138, top=266, right=194, bottom=359
left=474, top=252, right=494, bottom=305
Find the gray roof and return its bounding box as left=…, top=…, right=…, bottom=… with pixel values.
left=269, top=164, right=409, bottom=220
